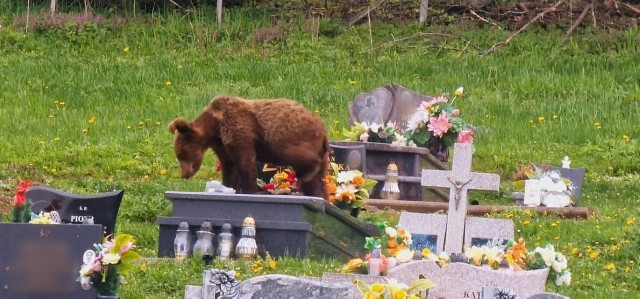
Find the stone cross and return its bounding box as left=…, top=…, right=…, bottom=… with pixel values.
left=421, top=143, right=500, bottom=253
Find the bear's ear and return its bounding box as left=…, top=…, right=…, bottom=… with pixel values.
left=168, top=118, right=192, bottom=136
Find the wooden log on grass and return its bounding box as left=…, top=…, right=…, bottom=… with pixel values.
left=365, top=199, right=598, bottom=219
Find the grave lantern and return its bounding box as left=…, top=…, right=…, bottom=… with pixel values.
left=368, top=245, right=383, bottom=276
left=217, top=222, right=235, bottom=260
left=236, top=216, right=258, bottom=260
left=174, top=221, right=191, bottom=261
left=381, top=162, right=401, bottom=200
left=193, top=221, right=215, bottom=265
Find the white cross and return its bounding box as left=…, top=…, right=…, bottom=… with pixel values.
left=421, top=143, right=500, bottom=253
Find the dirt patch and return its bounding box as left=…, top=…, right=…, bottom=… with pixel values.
left=0, top=195, right=11, bottom=217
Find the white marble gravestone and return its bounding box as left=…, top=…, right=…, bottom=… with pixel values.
left=398, top=212, right=447, bottom=254
left=421, top=143, right=501, bottom=253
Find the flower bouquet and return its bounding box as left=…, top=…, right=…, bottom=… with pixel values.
left=512, top=164, right=575, bottom=207
left=354, top=277, right=436, bottom=299
left=462, top=238, right=571, bottom=287
left=257, top=168, right=300, bottom=195
left=324, top=162, right=377, bottom=216
left=403, top=87, right=474, bottom=162
left=77, top=234, right=141, bottom=297
left=11, top=180, right=34, bottom=223
left=343, top=122, right=407, bottom=145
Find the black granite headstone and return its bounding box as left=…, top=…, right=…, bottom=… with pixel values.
left=26, top=186, right=123, bottom=237
left=328, top=144, right=366, bottom=173
left=0, top=223, right=102, bottom=299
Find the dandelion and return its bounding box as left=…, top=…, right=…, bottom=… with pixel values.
left=51, top=168, right=57, bottom=173
left=50, top=115, right=54, bottom=118
left=268, top=260, right=276, bottom=269
left=348, top=79, right=356, bottom=86
left=124, top=47, right=130, bottom=52
left=610, top=245, right=620, bottom=252
left=571, top=248, right=578, bottom=255
left=553, top=114, right=558, bottom=119
left=606, top=263, right=616, bottom=271
left=165, top=81, right=172, bottom=86
left=38, top=141, right=45, bottom=145
left=160, top=169, right=168, bottom=175
left=626, top=218, right=635, bottom=225
left=522, top=220, right=530, bottom=225
left=529, top=119, right=534, bottom=124
left=594, top=122, right=602, bottom=129
left=155, top=121, right=161, bottom=126
left=127, top=125, right=132, bottom=129
left=82, top=128, right=88, bottom=134
left=143, top=175, right=149, bottom=180
left=454, top=87, right=464, bottom=97
left=624, top=267, right=631, bottom=273
left=108, top=176, right=114, bottom=183
left=538, top=116, right=544, bottom=122
left=88, top=116, right=96, bottom=124
left=139, top=263, right=147, bottom=270
left=622, top=135, right=630, bottom=142
left=589, top=251, right=600, bottom=259
left=551, top=223, right=557, bottom=227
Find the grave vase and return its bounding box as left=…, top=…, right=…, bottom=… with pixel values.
left=426, top=137, right=449, bottom=163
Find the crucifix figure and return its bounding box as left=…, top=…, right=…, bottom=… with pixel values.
left=421, top=143, right=500, bottom=254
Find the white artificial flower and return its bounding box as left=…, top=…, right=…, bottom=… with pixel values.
left=385, top=227, right=398, bottom=238
left=407, top=140, right=417, bottom=147
left=337, top=170, right=356, bottom=183
left=438, top=252, right=450, bottom=262
left=403, top=231, right=412, bottom=245
left=102, top=253, right=121, bottom=265
left=385, top=278, right=409, bottom=290
left=534, top=246, right=557, bottom=267
left=369, top=122, right=381, bottom=133
left=555, top=270, right=572, bottom=286
left=359, top=132, right=369, bottom=142
left=552, top=253, right=568, bottom=272
left=391, top=133, right=407, bottom=146
left=360, top=122, right=370, bottom=132
left=548, top=171, right=561, bottom=180
left=335, top=183, right=358, bottom=200
left=78, top=264, right=93, bottom=276
left=396, top=248, right=414, bottom=263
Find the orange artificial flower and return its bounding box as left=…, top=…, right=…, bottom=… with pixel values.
left=352, top=175, right=365, bottom=187
left=326, top=181, right=337, bottom=194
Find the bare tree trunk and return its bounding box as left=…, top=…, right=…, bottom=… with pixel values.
left=50, top=0, right=56, bottom=13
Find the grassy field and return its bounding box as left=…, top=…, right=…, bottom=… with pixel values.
left=1, top=6, right=639, bottom=298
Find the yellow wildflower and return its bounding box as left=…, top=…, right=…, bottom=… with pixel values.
left=89, top=116, right=96, bottom=124
left=538, top=116, right=544, bottom=122
left=124, top=46, right=130, bottom=52
left=160, top=169, right=168, bottom=175
left=606, top=263, right=616, bottom=271
left=268, top=260, right=276, bottom=269
left=348, top=79, right=357, bottom=86
left=590, top=251, right=600, bottom=259
left=166, top=81, right=172, bottom=86
left=622, top=135, right=630, bottom=142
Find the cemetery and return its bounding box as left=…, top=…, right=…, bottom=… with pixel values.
left=2, top=1, right=640, bottom=298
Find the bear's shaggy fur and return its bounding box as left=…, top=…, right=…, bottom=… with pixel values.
left=168, top=95, right=329, bottom=200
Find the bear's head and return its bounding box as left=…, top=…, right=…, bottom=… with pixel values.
left=168, top=118, right=205, bottom=179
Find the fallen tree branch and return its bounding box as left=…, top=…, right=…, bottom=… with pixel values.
left=370, top=32, right=481, bottom=52
left=561, top=3, right=592, bottom=44
left=482, top=0, right=566, bottom=55
left=624, top=3, right=640, bottom=15
left=469, top=9, right=502, bottom=29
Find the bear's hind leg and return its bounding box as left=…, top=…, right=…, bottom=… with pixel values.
left=230, top=149, right=259, bottom=194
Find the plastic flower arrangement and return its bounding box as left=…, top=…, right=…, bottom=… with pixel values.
left=324, top=162, right=377, bottom=210
left=403, top=87, right=474, bottom=162
left=257, top=168, right=300, bottom=195
left=343, top=122, right=407, bottom=145
left=11, top=180, right=33, bottom=223
left=354, top=277, right=436, bottom=299
left=77, top=234, right=141, bottom=296
left=512, top=164, right=575, bottom=206
left=461, top=238, right=571, bottom=287
left=29, top=212, right=57, bottom=224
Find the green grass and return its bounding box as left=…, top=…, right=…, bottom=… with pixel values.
left=1, top=6, right=639, bottom=298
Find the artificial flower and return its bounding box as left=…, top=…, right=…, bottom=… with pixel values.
left=456, top=129, right=474, bottom=144
left=454, top=87, right=464, bottom=97
left=395, top=248, right=414, bottom=263
left=427, top=114, right=453, bottom=138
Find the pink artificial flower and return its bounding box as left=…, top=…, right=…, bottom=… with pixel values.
left=456, top=130, right=474, bottom=144
left=451, top=109, right=460, bottom=117
left=427, top=114, right=452, bottom=138
left=91, top=259, right=102, bottom=272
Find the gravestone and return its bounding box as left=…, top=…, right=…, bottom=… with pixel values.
left=387, top=260, right=549, bottom=299
left=329, top=143, right=366, bottom=172
left=421, top=143, right=501, bottom=253
left=398, top=212, right=446, bottom=253
left=464, top=217, right=514, bottom=249
left=347, top=83, right=434, bottom=129
left=26, top=186, right=123, bottom=237
left=186, top=271, right=358, bottom=299
left=157, top=192, right=379, bottom=260
left=0, top=223, right=103, bottom=299
left=348, top=87, right=394, bottom=126
left=549, top=165, right=586, bottom=206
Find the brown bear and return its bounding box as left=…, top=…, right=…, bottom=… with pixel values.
left=168, top=95, right=329, bottom=200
